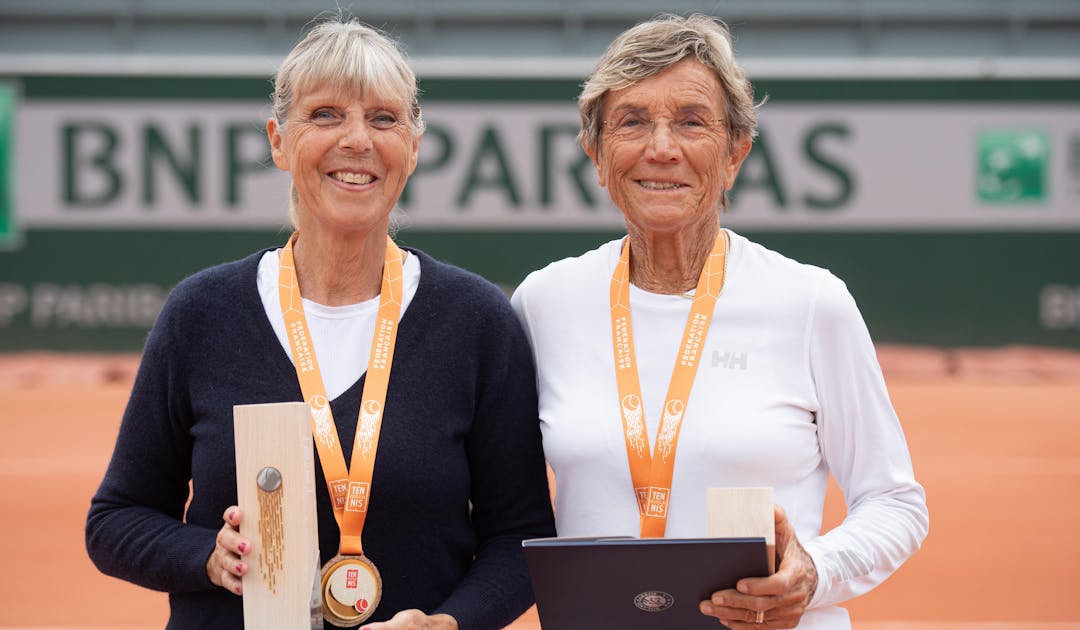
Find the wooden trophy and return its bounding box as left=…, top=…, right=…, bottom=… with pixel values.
left=706, top=486, right=776, bottom=573
left=234, top=402, right=321, bottom=628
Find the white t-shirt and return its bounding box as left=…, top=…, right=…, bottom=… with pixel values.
left=511, top=230, right=928, bottom=629
left=257, top=249, right=421, bottom=400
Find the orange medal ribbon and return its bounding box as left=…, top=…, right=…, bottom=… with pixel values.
left=278, top=233, right=404, bottom=557
left=610, top=231, right=728, bottom=538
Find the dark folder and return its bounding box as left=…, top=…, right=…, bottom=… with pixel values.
left=523, top=536, right=769, bottom=630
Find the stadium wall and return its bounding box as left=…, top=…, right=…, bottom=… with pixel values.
left=0, top=70, right=1078, bottom=350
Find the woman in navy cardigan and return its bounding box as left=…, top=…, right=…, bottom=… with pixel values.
left=86, top=16, right=554, bottom=630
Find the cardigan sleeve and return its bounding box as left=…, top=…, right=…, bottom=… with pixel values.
left=433, top=288, right=556, bottom=630
left=802, top=272, right=929, bottom=609
left=85, top=283, right=220, bottom=594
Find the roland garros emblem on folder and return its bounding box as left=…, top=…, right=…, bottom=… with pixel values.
left=634, top=590, right=674, bottom=612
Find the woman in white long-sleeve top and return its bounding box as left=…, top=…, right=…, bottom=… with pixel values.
left=511, top=13, right=927, bottom=630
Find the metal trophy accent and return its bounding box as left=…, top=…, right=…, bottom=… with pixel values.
left=234, top=402, right=322, bottom=628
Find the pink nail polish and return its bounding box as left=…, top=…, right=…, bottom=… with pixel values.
left=236, top=562, right=244, bottom=573
left=238, top=542, right=247, bottom=553
left=228, top=510, right=236, bottom=522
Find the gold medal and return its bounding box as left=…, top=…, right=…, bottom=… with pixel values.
left=321, top=554, right=383, bottom=625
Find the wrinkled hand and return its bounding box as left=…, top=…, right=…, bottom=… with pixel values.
left=206, top=506, right=250, bottom=596
left=699, top=505, right=818, bottom=629
left=361, top=610, right=459, bottom=630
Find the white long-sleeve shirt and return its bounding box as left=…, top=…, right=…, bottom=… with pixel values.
left=511, top=231, right=928, bottom=629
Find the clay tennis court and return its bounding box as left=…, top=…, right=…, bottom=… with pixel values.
left=1, top=346, right=1078, bottom=629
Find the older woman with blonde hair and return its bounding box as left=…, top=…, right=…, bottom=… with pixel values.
left=87, top=17, right=554, bottom=630
left=512, top=14, right=927, bottom=629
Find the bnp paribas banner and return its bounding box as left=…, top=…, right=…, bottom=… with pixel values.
left=0, top=74, right=1079, bottom=349
left=14, top=100, right=1080, bottom=230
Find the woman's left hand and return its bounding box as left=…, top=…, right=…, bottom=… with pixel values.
left=699, top=505, right=818, bottom=628
left=360, top=610, right=459, bottom=630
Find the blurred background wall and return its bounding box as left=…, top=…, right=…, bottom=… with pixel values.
left=1, top=0, right=1078, bottom=351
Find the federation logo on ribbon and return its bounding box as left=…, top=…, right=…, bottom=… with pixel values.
left=346, top=482, right=370, bottom=512
left=655, top=399, right=685, bottom=461
left=645, top=486, right=670, bottom=518
left=356, top=399, right=382, bottom=456
left=620, top=394, right=646, bottom=456
left=329, top=479, right=349, bottom=510
left=308, top=394, right=337, bottom=452
left=633, top=590, right=674, bottom=613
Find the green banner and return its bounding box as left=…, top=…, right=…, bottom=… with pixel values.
left=0, top=82, right=14, bottom=248
left=0, top=228, right=1078, bottom=350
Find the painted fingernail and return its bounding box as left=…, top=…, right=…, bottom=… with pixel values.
left=236, top=562, right=245, bottom=573
left=238, top=542, right=247, bottom=553
left=228, top=510, right=236, bottom=522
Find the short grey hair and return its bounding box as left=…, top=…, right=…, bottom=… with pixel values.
left=271, top=17, right=424, bottom=227
left=578, top=14, right=758, bottom=156
left=272, top=17, right=424, bottom=134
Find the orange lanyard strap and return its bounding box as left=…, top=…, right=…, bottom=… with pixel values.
left=609, top=231, right=728, bottom=538
left=278, top=233, right=405, bottom=556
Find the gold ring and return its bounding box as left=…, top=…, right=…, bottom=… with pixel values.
left=754, top=610, right=765, bottom=624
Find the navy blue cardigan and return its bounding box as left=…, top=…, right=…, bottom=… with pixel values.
left=86, top=247, right=555, bottom=629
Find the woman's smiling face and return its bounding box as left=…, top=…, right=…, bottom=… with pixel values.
left=588, top=58, right=750, bottom=236
left=268, top=85, right=420, bottom=235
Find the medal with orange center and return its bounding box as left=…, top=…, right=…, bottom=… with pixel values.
left=321, top=554, right=382, bottom=625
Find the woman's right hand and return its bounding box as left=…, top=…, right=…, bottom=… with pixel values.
left=206, top=506, right=250, bottom=595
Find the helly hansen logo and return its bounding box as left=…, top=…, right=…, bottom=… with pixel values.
left=712, top=350, right=748, bottom=370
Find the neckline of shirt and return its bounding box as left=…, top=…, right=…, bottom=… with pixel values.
left=618, top=229, right=740, bottom=309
